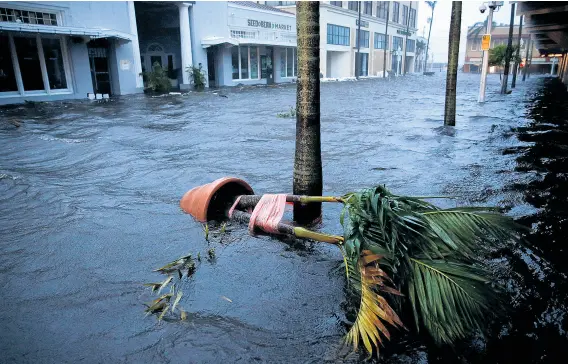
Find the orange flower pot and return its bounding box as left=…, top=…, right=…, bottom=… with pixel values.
left=180, top=177, right=254, bottom=222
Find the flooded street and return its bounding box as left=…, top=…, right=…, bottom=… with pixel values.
left=1, top=72, right=567, bottom=363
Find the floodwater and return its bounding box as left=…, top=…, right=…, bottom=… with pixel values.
left=1, top=72, right=567, bottom=363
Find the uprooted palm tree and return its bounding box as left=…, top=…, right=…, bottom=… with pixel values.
left=339, top=185, right=524, bottom=357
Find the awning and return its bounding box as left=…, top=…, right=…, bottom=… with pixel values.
left=0, top=22, right=133, bottom=41
left=201, top=37, right=239, bottom=48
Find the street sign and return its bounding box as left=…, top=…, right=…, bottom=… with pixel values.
left=481, top=34, right=491, bottom=51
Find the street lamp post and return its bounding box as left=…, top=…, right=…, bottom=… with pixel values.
left=478, top=1, right=503, bottom=103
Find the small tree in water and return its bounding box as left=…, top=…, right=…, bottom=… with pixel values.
left=186, top=64, right=207, bottom=90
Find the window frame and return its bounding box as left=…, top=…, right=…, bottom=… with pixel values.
left=374, top=32, right=387, bottom=50
left=402, top=5, right=408, bottom=26
left=393, top=36, right=404, bottom=52
left=406, top=39, right=415, bottom=52
left=0, top=33, right=73, bottom=98
left=231, top=46, right=261, bottom=81
left=356, top=29, right=370, bottom=48
left=376, top=2, right=388, bottom=19
left=348, top=1, right=358, bottom=12
left=280, top=47, right=297, bottom=78
left=363, top=1, right=372, bottom=15
left=410, top=8, right=417, bottom=28
left=392, top=2, right=400, bottom=23
left=327, top=24, right=350, bottom=46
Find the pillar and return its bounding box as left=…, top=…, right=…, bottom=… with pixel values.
left=128, top=1, right=143, bottom=89
left=179, top=2, right=193, bottom=89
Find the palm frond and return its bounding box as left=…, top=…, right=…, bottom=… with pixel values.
left=408, top=258, right=503, bottom=345
left=344, top=250, right=404, bottom=358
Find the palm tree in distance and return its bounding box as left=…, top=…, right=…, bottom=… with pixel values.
left=424, top=1, right=437, bottom=73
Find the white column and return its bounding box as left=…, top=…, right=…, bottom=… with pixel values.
left=179, top=2, right=193, bottom=86
left=128, top=1, right=144, bottom=88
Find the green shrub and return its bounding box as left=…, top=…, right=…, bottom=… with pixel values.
left=186, top=64, right=207, bottom=90
left=140, top=62, right=171, bottom=92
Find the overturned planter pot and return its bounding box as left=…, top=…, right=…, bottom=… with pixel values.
left=180, top=177, right=254, bottom=222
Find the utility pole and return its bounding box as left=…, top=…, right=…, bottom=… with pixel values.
left=356, top=2, right=361, bottom=79
left=478, top=1, right=499, bottom=103
left=511, top=15, right=523, bottom=88
left=403, top=2, right=412, bottom=75
left=500, top=2, right=515, bottom=94
left=383, top=2, right=390, bottom=78
left=522, top=37, right=531, bottom=81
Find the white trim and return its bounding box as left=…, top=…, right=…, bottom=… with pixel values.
left=227, top=3, right=295, bottom=18
left=59, top=35, right=74, bottom=93
left=8, top=32, right=23, bottom=95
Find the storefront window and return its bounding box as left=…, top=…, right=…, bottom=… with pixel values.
left=232, top=46, right=260, bottom=80
left=250, top=47, right=258, bottom=79
left=231, top=47, right=239, bottom=79
left=280, top=48, right=297, bottom=78
left=0, top=33, right=70, bottom=94
left=14, top=36, right=44, bottom=91
left=42, top=38, right=67, bottom=90
left=240, top=47, right=249, bottom=79
left=286, top=48, right=293, bottom=77
left=0, top=35, right=18, bottom=92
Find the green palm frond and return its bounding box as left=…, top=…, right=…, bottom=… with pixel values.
left=408, top=258, right=502, bottom=345
left=340, top=185, right=524, bottom=350
left=344, top=251, right=404, bottom=358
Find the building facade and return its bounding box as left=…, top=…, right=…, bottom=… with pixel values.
left=463, top=24, right=556, bottom=74
left=265, top=1, right=419, bottom=78
left=0, top=1, right=143, bottom=105
left=1, top=1, right=418, bottom=105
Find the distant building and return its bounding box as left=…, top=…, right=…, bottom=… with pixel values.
left=262, top=1, right=420, bottom=77
left=463, top=24, right=556, bottom=74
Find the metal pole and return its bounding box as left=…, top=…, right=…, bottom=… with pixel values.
left=511, top=15, right=523, bottom=88
left=403, top=2, right=412, bottom=75
left=356, top=2, right=361, bottom=79
left=501, top=2, right=515, bottom=94
left=383, top=2, right=390, bottom=78
left=478, top=5, right=494, bottom=103
left=551, top=58, right=556, bottom=75
left=522, top=37, right=530, bottom=81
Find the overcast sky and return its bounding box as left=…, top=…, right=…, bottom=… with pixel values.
left=416, top=1, right=519, bottom=64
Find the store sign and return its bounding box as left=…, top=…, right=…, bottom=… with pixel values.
left=356, top=19, right=369, bottom=28
left=396, top=29, right=412, bottom=36
left=247, top=19, right=292, bottom=31
left=481, top=35, right=491, bottom=51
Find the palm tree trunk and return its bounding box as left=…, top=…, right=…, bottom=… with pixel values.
left=501, top=3, right=515, bottom=94
left=293, top=1, right=322, bottom=224
left=444, top=1, right=462, bottom=126
left=383, top=3, right=390, bottom=78
left=424, top=6, right=435, bottom=72
left=511, top=15, right=523, bottom=88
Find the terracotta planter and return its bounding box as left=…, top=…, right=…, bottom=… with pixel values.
left=180, top=177, right=254, bottom=222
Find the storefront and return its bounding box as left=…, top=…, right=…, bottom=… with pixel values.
left=0, top=1, right=143, bottom=105
left=191, top=1, right=297, bottom=87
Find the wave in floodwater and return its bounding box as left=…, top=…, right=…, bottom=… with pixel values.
left=0, top=73, right=567, bottom=363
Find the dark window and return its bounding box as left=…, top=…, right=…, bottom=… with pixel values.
left=348, top=1, right=358, bottom=11
left=327, top=24, right=350, bottom=46
left=364, top=1, right=372, bottom=15
left=13, top=36, right=44, bottom=91
left=402, top=5, right=408, bottom=26
left=393, top=36, right=403, bottom=51
left=356, top=53, right=368, bottom=76
left=231, top=47, right=239, bottom=79
left=410, top=8, right=417, bottom=28
left=42, top=38, right=67, bottom=90
left=374, top=33, right=387, bottom=49
left=376, top=2, right=388, bottom=19
left=392, top=2, right=400, bottom=23
left=0, top=35, right=18, bottom=92
left=356, top=29, right=370, bottom=48
left=330, top=1, right=342, bottom=7
left=406, top=39, right=415, bottom=52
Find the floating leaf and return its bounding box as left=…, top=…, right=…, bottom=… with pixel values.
left=172, top=291, right=183, bottom=312
left=180, top=310, right=187, bottom=320
left=221, top=296, right=232, bottom=303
